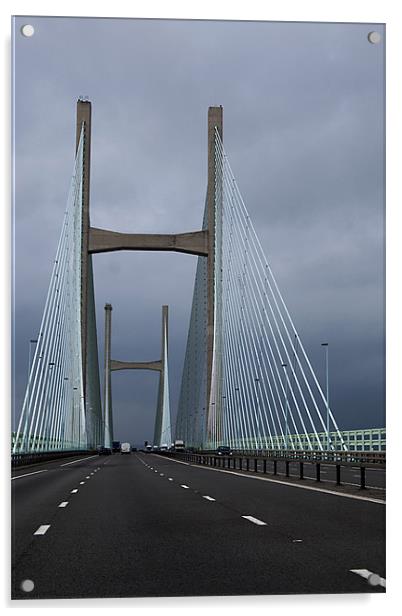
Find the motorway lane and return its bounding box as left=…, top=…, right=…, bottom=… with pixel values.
left=12, top=455, right=104, bottom=567
left=12, top=452, right=385, bottom=599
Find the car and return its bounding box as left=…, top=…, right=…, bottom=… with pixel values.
left=217, top=446, right=232, bottom=456
left=98, top=446, right=112, bottom=455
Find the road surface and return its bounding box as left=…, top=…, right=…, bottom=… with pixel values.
left=12, top=452, right=385, bottom=599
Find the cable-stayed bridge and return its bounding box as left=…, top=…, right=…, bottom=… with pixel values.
left=11, top=100, right=385, bottom=599
left=13, top=100, right=382, bottom=456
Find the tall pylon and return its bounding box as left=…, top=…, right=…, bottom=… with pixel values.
left=76, top=100, right=102, bottom=448
left=104, top=304, right=171, bottom=448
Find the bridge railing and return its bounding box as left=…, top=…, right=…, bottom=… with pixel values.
left=162, top=449, right=385, bottom=491
left=230, top=449, right=385, bottom=465
left=11, top=450, right=97, bottom=468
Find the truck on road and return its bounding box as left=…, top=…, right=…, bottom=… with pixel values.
left=112, top=441, right=121, bottom=453
left=174, top=439, right=185, bottom=452
left=120, top=442, right=131, bottom=454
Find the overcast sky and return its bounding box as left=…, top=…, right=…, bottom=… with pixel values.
left=13, top=17, right=385, bottom=446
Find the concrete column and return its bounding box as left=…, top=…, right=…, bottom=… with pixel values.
left=76, top=100, right=91, bottom=398
left=154, top=305, right=170, bottom=446
left=104, top=303, right=113, bottom=448
left=206, top=106, right=223, bottom=444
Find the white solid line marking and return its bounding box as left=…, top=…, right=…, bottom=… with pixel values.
left=180, top=484, right=190, bottom=489
left=12, top=469, right=48, bottom=480
left=58, top=502, right=69, bottom=508
left=242, top=515, right=267, bottom=526
left=34, top=525, right=50, bottom=535
left=71, top=489, right=78, bottom=493
left=60, top=455, right=98, bottom=467
left=165, top=457, right=190, bottom=466
left=350, top=569, right=386, bottom=588
left=189, top=464, right=385, bottom=504
left=202, top=496, right=216, bottom=501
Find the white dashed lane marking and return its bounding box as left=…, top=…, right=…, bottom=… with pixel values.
left=180, top=485, right=190, bottom=489
left=242, top=515, right=267, bottom=526
left=34, top=525, right=50, bottom=535
left=71, top=489, right=78, bottom=494
left=58, top=502, right=69, bottom=508
left=202, top=496, right=216, bottom=501
left=79, top=481, right=85, bottom=485
left=350, top=569, right=386, bottom=588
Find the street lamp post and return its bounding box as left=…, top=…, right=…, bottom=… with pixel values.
left=222, top=395, right=226, bottom=445
left=234, top=387, right=240, bottom=447
left=281, top=363, right=288, bottom=450
left=321, top=343, right=330, bottom=451
left=27, top=339, right=38, bottom=413
left=254, top=378, right=261, bottom=450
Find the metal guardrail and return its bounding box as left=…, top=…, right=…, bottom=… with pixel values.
left=163, top=449, right=385, bottom=491
left=11, top=450, right=97, bottom=467
left=229, top=448, right=385, bottom=465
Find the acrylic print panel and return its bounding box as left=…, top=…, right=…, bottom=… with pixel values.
left=12, top=16, right=385, bottom=600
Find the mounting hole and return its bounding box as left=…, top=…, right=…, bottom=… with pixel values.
left=21, top=24, right=35, bottom=37
left=20, top=579, right=35, bottom=592
left=368, top=31, right=381, bottom=45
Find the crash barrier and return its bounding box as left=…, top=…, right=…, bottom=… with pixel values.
left=164, top=449, right=385, bottom=490
left=11, top=450, right=97, bottom=468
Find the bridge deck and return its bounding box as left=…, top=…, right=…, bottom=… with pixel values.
left=12, top=452, right=385, bottom=599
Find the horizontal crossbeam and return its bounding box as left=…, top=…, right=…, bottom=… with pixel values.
left=110, top=359, right=162, bottom=372
left=89, top=227, right=209, bottom=257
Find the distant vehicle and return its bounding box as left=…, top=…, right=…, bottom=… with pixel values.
left=112, top=441, right=121, bottom=453
left=98, top=446, right=112, bottom=455
left=131, top=447, right=137, bottom=452
left=120, top=442, right=131, bottom=454
left=152, top=445, right=160, bottom=452
left=145, top=445, right=153, bottom=452
left=174, top=439, right=185, bottom=452
left=217, top=445, right=232, bottom=456
left=160, top=444, right=168, bottom=451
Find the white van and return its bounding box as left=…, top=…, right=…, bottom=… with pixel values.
left=120, top=442, right=131, bottom=454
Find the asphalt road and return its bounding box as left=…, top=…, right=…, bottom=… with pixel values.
left=12, top=452, right=385, bottom=600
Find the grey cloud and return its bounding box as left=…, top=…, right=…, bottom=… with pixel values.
left=13, top=17, right=385, bottom=444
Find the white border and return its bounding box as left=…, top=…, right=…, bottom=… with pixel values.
left=2, top=1, right=400, bottom=614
